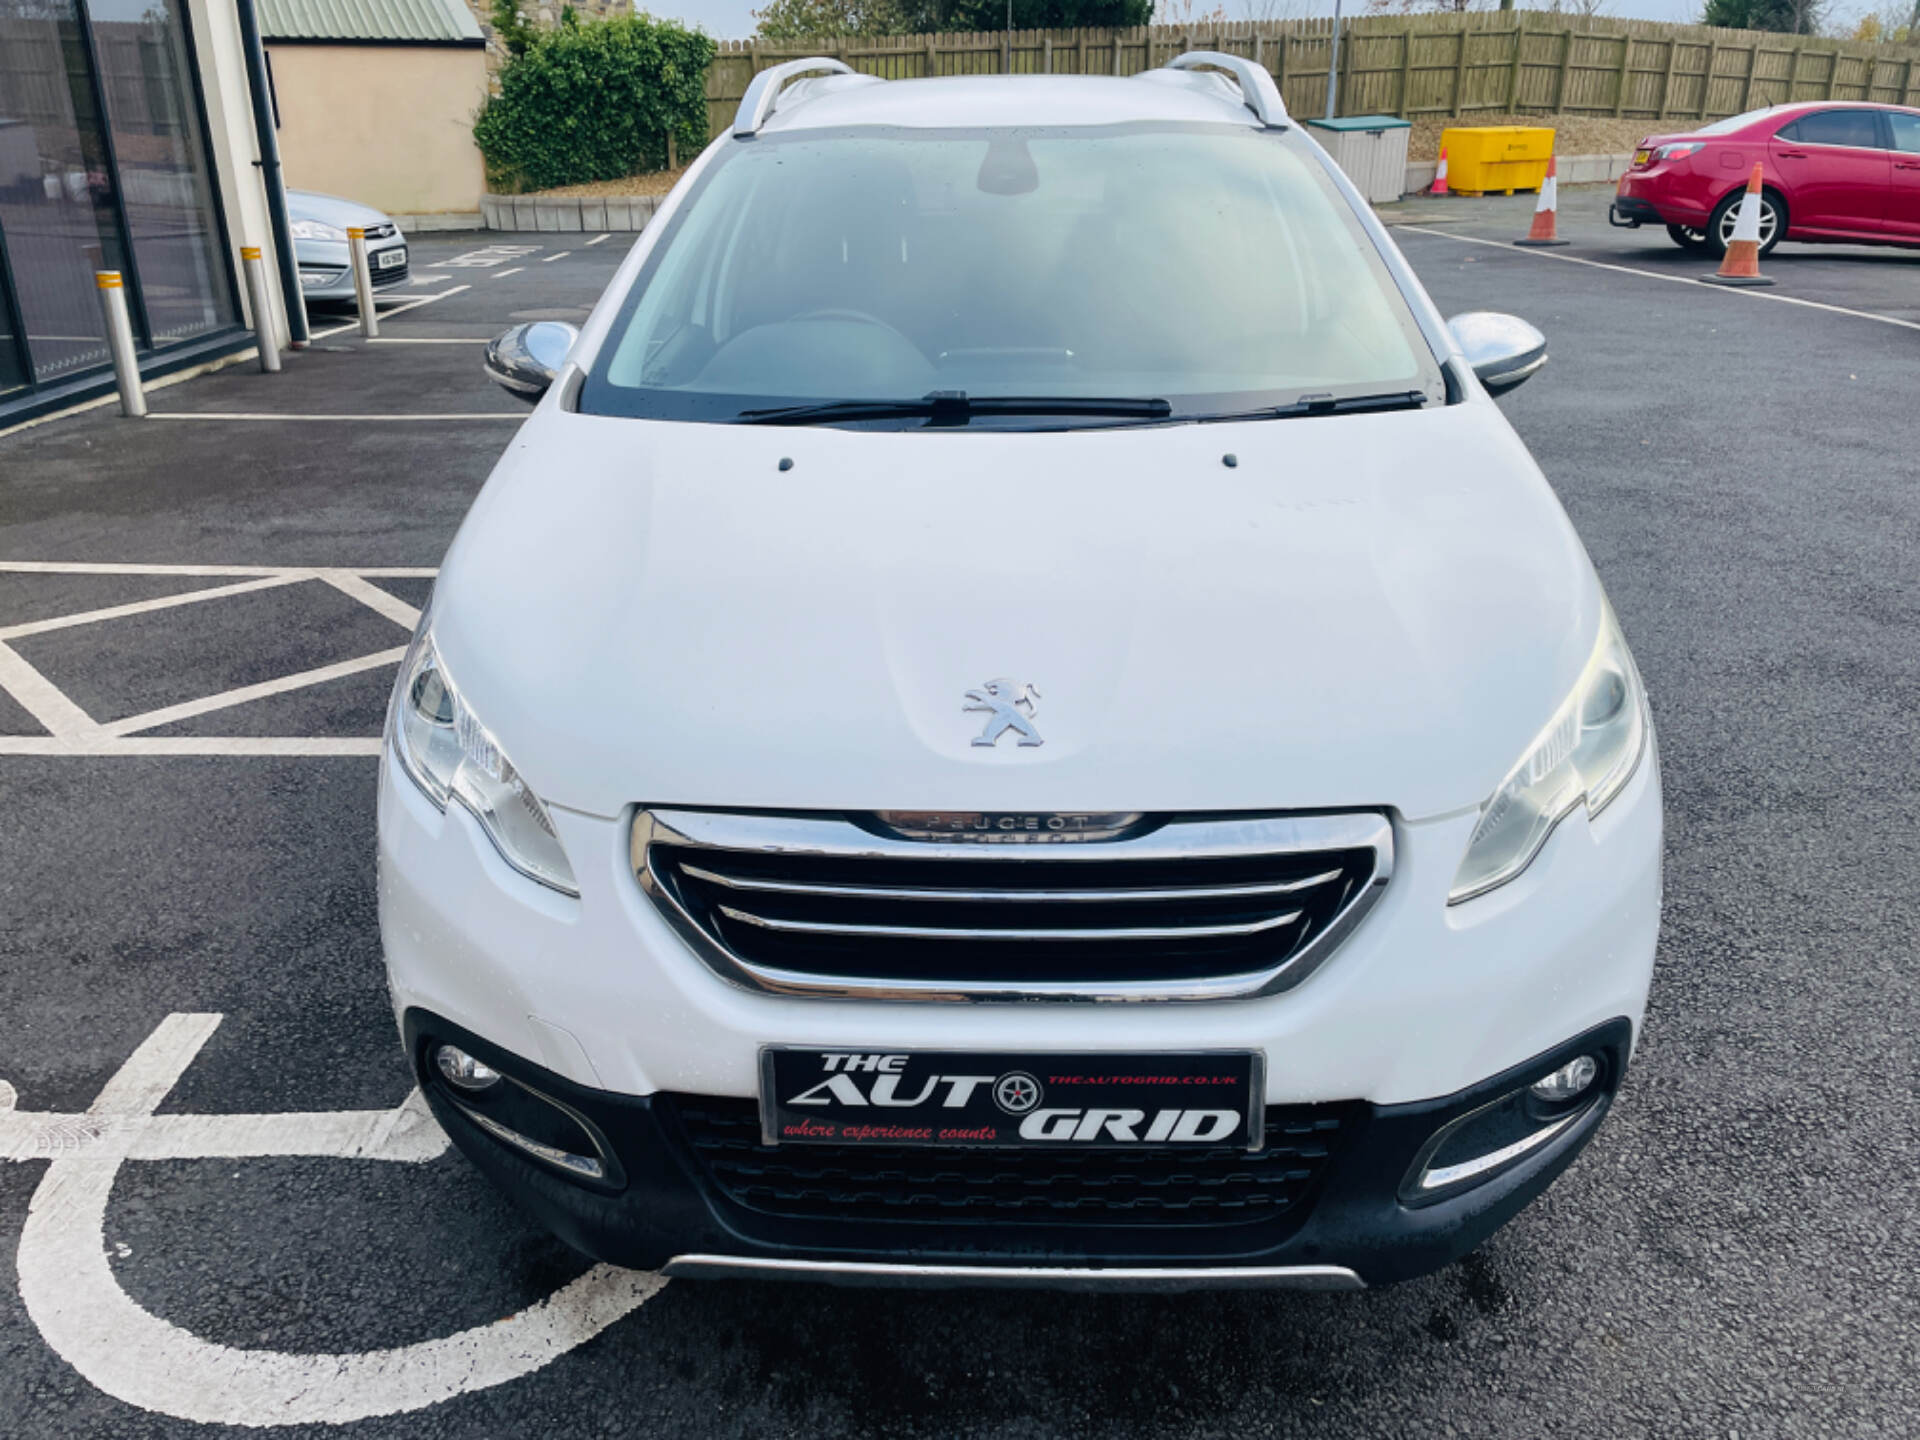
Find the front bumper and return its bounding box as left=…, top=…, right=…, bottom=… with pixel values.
left=379, top=726, right=1662, bottom=1286
left=408, top=1008, right=1634, bottom=1287
left=295, top=237, right=410, bottom=301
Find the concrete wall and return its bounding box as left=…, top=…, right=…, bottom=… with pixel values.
left=266, top=43, right=488, bottom=217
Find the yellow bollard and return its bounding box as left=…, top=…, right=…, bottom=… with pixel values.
left=94, top=272, right=146, bottom=418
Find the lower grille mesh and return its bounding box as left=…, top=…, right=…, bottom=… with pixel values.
left=665, top=1095, right=1352, bottom=1227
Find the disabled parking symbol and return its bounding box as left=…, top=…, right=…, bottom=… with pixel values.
left=1, top=1013, right=666, bottom=1427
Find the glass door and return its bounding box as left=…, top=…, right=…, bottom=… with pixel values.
left=0, top=0, right=236, bottom=400
left=0, top=225, right=30, bottom=395
left=0, top=0, right=131, bottom=384
left=86, top=0, right=236, bottom=347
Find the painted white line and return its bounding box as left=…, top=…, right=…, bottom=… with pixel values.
left=0, top=349, right=262, bottom=441
left=491, top=267, right=526, bottom=279
left=434, top=245, right=540, bottom=269
left=127, top=1096, right=448, bottom=1163
left=0, top=562, right=437, bottom=578
left=148, top=412, right=522, bottom=422
left=88, top=1013, right=223, bottom=1118
left=392, top=282, right=471, bottom=308
left=1397, top=225, right=1920, bottom=333
left=0, top=639, right=100, bottom=738
left=106, top=647, right=407, bottom=737
left=541, top=251, right=570, bottom=262
left=317, top=569, right=423, bottom=629
left=365, top=337, right=489, bottom=344
left=308, top=284, right=472, bottom=340
left=9, top=1013, right=665, bottom=1427
left=0, top=572, right=312, bottom=642
left=0, top=735, right=382, bottom=756
left=584, top=233, right=612, bottom=245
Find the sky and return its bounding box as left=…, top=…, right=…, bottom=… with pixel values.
left=647, top=0, right=1739, bottom=45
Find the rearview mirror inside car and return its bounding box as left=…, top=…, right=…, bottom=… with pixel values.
left=484, top=321, right=579, bottom=403
left=1445, top=312, right=1548, bottom=397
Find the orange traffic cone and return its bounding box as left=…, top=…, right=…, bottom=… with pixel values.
left=1701, top=164, right=1775, bottom=287
left=1514, top=156, right=1568, bottom=247
left=1430, top=145, right=1450, bottom=197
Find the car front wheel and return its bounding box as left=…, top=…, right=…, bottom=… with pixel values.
left=1704, top=188, right=1784, bottom=260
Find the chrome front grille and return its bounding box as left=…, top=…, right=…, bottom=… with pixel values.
left=633, top=810, right=1391, bottom=1002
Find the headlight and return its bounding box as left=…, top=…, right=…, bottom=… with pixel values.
left=1652, top=142, right=1704, bottom=161
left=389, top=630, right=579, bottom=896
left=289, top=218, right=346, bottom=241
left=1449, top=603, right=1649, bottom=905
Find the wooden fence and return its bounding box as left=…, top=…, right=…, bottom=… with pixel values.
left=706, top=15, right=1920, bottom=138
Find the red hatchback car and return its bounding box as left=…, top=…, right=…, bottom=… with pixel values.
left=1610, top=101, right=1920, bottom=256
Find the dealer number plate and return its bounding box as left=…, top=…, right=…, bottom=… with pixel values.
left=759, top=1048, right=1264, bottom=1151
left=376, top=247, right=406, bottom=269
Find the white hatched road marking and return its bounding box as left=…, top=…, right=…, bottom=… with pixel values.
left=317, top=568, right=424, bottom=628
left=105, top=647, right=408, bottom=737
left=0, top=736, right=383, bottom=756
left=542, top=252, right=570, bottom=262
left=490, top=267, right=526, bottom=280
left=585, top=233, right=612, bottom=245
left=0, top=639, right=106, bottom=738
left=0, top=563, right=432, bottom=756
left=4, top=1013, right=666, bottom=1425
left=0, top=573, right=310, bottom=641
left=0, top=561, right=436, bottom=577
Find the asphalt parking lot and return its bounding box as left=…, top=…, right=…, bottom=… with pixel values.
left=2, top=207, right=1917, bottom=1438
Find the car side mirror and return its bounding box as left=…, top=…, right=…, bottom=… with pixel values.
left=484, top=321, right=579, bottom=403
left=1445, top=312, right=1548, bottom=397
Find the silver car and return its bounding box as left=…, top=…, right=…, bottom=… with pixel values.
left=288, top=189, right=409, bottom=302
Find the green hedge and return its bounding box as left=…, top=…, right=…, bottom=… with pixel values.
left=474, top=14, right=716, bottom=194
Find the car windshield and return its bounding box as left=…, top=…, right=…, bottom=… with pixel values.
left=581, top=122, right=1444, bottom=427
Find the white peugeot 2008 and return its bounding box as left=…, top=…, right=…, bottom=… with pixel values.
left=379, top=54, right=1661, bottom=1289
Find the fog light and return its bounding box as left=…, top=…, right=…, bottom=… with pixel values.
left=1529, top=1055, right=1599, bottom=1102
left=436, top=1044, right=500, bottom=1091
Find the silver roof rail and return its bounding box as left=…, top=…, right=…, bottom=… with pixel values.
left=734, top=57, right=875, bottom=138
left=1162, top=51, right=1289, bottom=129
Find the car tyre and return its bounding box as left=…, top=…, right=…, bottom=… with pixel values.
left=1704, top=188, right=1784, bottom=260
left=1665, top=223, right=1709, bottom=252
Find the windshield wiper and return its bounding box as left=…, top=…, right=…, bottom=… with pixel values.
left=1190, top=390, right=1431, bottom=424
left=735, top=391, right=1173, bottom=426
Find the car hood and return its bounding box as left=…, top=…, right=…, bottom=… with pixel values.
left=286, top=188, right=393, bottom=229
left=431, top=403, right=1603, bottom=822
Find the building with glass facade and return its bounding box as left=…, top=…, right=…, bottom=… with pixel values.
left=0, top=0, right=275, bottom=424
